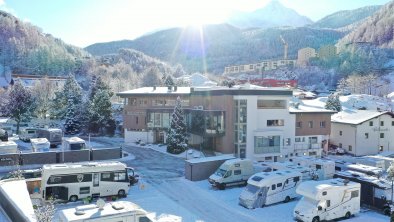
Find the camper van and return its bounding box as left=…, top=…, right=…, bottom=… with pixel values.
left=326, top=156, right=385, bottom=170
left=19, top=128, right=38, bottom=142
left=62, top=137, right=86, bottom=151
left=335, top=170, right=392, bottom=215
left=294, top=178, right=360, bottom=222
left=0, top=140, right=18, bottom=154
left=366, top=155, right=394, bottom=170
left=346, top=164, right=383, bottom=177
left=239, top=170, right=302, bottom=209
left=31, top=138, right=50, bottom=152
left=289, top=157, right=335, bottom=180
left=208, top=158, right=254, bottom=190
left=58, top=201, right=154, bottom=222
left=37, top=128, right=62, bottom=147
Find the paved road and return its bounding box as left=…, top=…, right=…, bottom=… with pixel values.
left=120, top=145, right=185, bottom=181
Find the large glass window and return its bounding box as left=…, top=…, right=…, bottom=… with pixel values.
left=267, top=120, right=284, bottom=126
left=257, top=100, right=286, bottom=109
left=254, top=136, right=281, bottom=154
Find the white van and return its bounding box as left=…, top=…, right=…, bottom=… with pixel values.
left=59, top=200, right=154, bottom=222
left=239, top=170, right=302, bottom=209
left=208, top=158, right=254, bottom=190
left=294, top=178, right=361, bottom=222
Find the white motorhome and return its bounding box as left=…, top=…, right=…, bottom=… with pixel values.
left=366, top=155, right=393, bottom=170
left=59, top=200, right=154, bottom=222
left=239, top=170, right=302, bottom=209
left=41, top=161, right=136, bottom=202
left=208, top=158, right=254, bottom=190
left=31, top=138, right=50, bottom=152
left=326, top=156, right=385, bottom=170
left=37, top=128, right=62, bottom=147
left=346, top=164, right=383, bottom=177
left=0, top=140, right=18, bottom=154
left=294, top=178, right=361, bottom=222
left=290, top=157, right=335, bottom=180
left=62, top=137, right=86, bottom=151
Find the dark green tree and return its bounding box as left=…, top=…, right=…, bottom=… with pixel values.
left=166, top=97, right=188, bottom=154
left=325, top=94, right=342, bottom=112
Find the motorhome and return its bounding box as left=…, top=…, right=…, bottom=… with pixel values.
left=326, top=156, right=385, bottom=170
left=58, top=200, right=154, bottom=222
left=294, top=178, right=361, bottom=222
left=62, top=137, right=87, bottom=151
left=41, top=161, right=138, bottom=202
left=0, top=140, right=18, bottom=154
left=239, top=170, right=302, bottom=209
left=335, top=170, right=392, bottom=215
left=208, top=158, right=254, bottom=190
left=19, top=128, right=37, bottom=142
left=37, top=128, right=62, bottom=147
left=366, top=155, right=394, bottom=170
left=31, top=138, right=50, bottom=152
left=289, top=157, right=335, bottom=180
left=346, top=164, right=383, bottom=177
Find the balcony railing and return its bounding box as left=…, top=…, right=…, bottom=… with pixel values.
left=294, top=143, right=320, bottom=151
left=254, top=146, right=281, bottom=154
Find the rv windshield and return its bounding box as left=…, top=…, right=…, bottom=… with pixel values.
left=245, top=184, right=260, bottom=194
left=215, top=168, right=227, bottom=177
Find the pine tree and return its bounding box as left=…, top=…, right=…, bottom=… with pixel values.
left=87, top=89, right=115, bottom=135
left=387, top=161, right=394, bottom=213
left=0, top=80, right=35, bottom=134
left=166, top=97, right=188, bottom=154
left=325, top=94, right=342, bottom=112
left=164, top=75, right=175, bottom=87
left=63, top=98, right=81, bottom=135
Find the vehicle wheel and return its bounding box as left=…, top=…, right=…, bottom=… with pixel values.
left=118, top=189, right=126, bottom=197
left=218, top=183, right=226, bottom=190
left=284, top=196, right=290, bottom=203
left=69, top=195, right=78, bottom=202
left=383, top=207, right=391, bottom=216
left=345, top=212, right=351, bottom=219
left=312, top=216, right=320, bottom=222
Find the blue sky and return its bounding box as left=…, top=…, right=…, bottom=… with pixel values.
left=0, top=0, right=391, bottom=47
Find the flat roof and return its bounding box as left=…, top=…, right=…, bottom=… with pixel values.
left=117, top=87, right=190, bottom=97
left=186, top=154, right=235, bottom=164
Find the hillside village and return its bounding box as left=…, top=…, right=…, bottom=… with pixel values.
left=1, top=0, right=394, bottom=222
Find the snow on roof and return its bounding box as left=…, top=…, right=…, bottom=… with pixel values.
left=0, top=179, right=36, bottom=221
left=289, top=97, right=336, bottom=113
left=248, top=170, right=302, bottom=186
left=63, top=137, right=85, bottom=143
left=30, top=138, right=49, bottom=144
left=0, top=140, right=17, bottom=147
left=331, top=110, right=390, bottom=125
left=117, top=87, right=191, bottom=96
left=296, top=178, right=359, bottom=199
left=186, top=154, right=235, bottom=164
left=335, top=170, right=391, bottom=189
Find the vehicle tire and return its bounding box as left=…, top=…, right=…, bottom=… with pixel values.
left=218, top=183, right=226, bottom=190
left=284, top=196, right=290, bottom=203
left=383, top=207, right=391, bottom=216
left=118, top=189, right=126, bottom=198
left=312, top=216, right=320, bottom=222
left=345, top=212, right=351, bottom=219
left=69, top=195, right=78, bottom=202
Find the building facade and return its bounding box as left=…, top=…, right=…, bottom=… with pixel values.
left=224, top=59, right=296, bottom=75
left=330, top=111, right=394, bottom=156
left=297, top=47, right=316, bottom=66
left=318, top=45, right=337, bottom=59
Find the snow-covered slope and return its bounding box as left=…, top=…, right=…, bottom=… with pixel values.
left=176, top=73, right=217, bottom=87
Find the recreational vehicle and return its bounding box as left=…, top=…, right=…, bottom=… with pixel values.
left=367, top=155, right=394, bottom=170
left=59, top=200, right=154, bottom=222
left=208, top=158, right=254, bottom=190
left=289, top=157, right=335, bottom=180
left=346, top=164, right=383, bottom=177
left=326, top=156, right=385, bottom=170
left=239, top=170, right=302, bottom=209
left=62, top=137, right=86, bottom=151
left=31, top=138, right=50, bottom=152
left=0, top=140, right=18, bottom=153
left=37, top=128, right=62, bottom=147
left=19, top=128, right=37, bottom=142
left=294, top=178, right=361, bottom=222
left=335, top=170, right=392, bottom=215
left=41, top=161, right=138, bottom=202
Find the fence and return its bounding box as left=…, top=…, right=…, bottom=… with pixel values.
left=0, top=147, right=122, bottom=166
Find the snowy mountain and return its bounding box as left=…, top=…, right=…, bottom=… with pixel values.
left=176, top=73, right=217, bottom=87
left=227, top=0, right=313, bottom=29
left=310, top=5, right=381, bottom=29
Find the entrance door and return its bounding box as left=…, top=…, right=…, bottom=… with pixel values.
left=91, top=173, right=100, bottom=197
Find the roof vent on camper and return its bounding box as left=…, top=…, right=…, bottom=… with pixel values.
left=96, top=199, right=106, bottom=210
left=111, top=202, right=125, bottom=210
left=74, top=209, right=85, bottom=216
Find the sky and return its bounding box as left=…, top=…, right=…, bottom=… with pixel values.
left=0, top=0, right=392, bottom=47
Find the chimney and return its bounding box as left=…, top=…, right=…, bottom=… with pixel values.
left=167, top=86, right=172, bottom=91
left=153, top=86, right=156, bottom=90
left=174, top=86, right=178, bottom=91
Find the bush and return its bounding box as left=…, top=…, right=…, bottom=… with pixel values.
left=167, top=146, right=185, bottom=154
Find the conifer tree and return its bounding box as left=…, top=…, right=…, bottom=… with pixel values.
left=325, top=94, right=342, bottom=112
left=63, top=98, right=81, bottom=135
left=166, top=97, right=188, bottom=154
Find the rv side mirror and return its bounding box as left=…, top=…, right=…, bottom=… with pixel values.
left=318, top=206, right=322, bottom=211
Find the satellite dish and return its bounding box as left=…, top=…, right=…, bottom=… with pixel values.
left=96, top=198, right=105, bottom=210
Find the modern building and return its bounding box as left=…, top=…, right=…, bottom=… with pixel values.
left=118, top=85, right=335, bottom=161
left=318, top=45, right=337, bottom=59
left=297, top=47, right=317, bottom=66
left=224, top=59, right=296, bottom=75
left=237, top=79, right=297, bottom=88
left=330, top=110, right=394, bottom=156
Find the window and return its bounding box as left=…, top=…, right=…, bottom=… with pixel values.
left=326, top=200, right=331, bottom=207
left=296, top=122, right=302, bottom=128
left=277, top=183, right=282, bottom=187
left=316, top=164, right=322, bottom=170
left=265, top=156, right=273, bottom=161
left=308, top=121, right=313, bottom=128
left=320, top=121, right=326, bottom=128
left=267, top=120, right=284, bottom=126
left=369, top=121, right=373, bottom=126
left=249, top=64, right=254, bottom=69
left=380, top=133, right=384, bottom=138
left=380, top=146, right=384, bottom=152
left=351, top=190, right=359, bottom=198
left=392, top=121, right=394, bottom=126
left=295, top=137, right=301, bottom=142
left=293, top=176, right=300, bottom=182
left=80, top=187, right=90, bottom=194
left=365, top=133, right=369, bottom=139
left=339, top=143, right=342, bottom=148
left=381, top=121, right=384, bottom=126
left=234, top=170, right=241, bottom=175
left=339, top=131, right=342, bottom=136
left=271, top=184, right=276, bottom=190
left=114, top=172, right=127, bottom=182
left=136, top=116, right=139, bottom=124
left=285, top=138, right=291, bottom=146
left=234, top=163, right=240, bottom=167
left=139, top=217, right=152, bottom=222
left=254, top=136, right=281, bottom=154
left=101, top=173, right=113, bottom=181
left=47, top=174, right=92, bottom=184
left=348, top=145, right=352, bottom=151
left=257, top=100, right=286, bottom=109
left=322, top=191, right=327, bottom=196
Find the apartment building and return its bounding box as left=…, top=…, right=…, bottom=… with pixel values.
left=118, top=85, right=335, bottom=161
left=297, top=47, right=317, bottom=66
left=330, top=110, right=394, bottom=156
left=318, top=45, right=337, bottom=59
left=224, top=59, right=296, bottom=75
